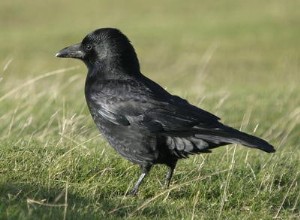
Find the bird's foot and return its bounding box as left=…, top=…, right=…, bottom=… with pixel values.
left=126, top=187, right=139, bottom=196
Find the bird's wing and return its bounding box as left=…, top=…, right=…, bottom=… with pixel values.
left=94, top=93, right=225, bottom=157
left=143, top=95, right=221, bottom=131
left=93, top=87, right=221, bottom=130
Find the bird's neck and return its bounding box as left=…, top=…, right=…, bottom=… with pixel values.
left=86, top=55, right=141, bottom=80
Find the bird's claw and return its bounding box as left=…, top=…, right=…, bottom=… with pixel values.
left=126, top=188, right=138, bottom=196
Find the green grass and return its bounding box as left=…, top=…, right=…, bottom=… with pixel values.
left=0, top=0, right=299, bottom=219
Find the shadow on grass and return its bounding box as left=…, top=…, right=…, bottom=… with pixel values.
left=0, top=183, right=140, bottom=219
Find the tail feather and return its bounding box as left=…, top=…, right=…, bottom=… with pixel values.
left=195, top=125, right=275, bottom=153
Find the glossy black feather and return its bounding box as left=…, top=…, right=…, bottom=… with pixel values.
left=57, top=28, right=275, bottom=194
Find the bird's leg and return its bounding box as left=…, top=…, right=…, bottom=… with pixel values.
left=127, top=164, right=152, bottom=196
left=164, top=162, right=177, bottom=188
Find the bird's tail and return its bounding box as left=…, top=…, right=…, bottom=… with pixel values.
left=195, top=125, right=275, bottom=153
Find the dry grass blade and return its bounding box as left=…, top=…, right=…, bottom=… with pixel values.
left=3, top=58, right=13, bottom=72
left=27, top=199, right=67, bottom=208
left=0, top=66, right=79, bottom=102
left=274, top=172, right=299, bottom=218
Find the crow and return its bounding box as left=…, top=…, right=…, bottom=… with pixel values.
left=56, top=28, right=275, bottom=195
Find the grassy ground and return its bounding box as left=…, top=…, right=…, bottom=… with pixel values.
left=0, top=0, right=299, bottom=219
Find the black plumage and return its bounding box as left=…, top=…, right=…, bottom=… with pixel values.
left=56, top=28, right=275, bottom=195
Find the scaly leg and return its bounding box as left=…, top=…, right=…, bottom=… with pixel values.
left=127, top=164, right=152, bottom=196
left=164, top=161, right=177, bottom=188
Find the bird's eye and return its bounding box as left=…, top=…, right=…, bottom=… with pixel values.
left=86, top=45, right=92, bottom=51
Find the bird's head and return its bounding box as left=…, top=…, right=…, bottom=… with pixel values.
left=56, top=28, right=140, bottom=76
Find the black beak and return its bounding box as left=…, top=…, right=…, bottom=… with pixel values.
left=56, top=43, right=85, bottom=59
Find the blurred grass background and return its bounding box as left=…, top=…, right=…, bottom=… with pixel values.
left=0, top=0, right=299, bottom=219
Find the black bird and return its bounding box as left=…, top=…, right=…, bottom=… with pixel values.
left=56, top=28, right=275, bottom=195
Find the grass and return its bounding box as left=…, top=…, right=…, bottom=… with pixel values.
left=0, top=0, right=299, bottom=219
